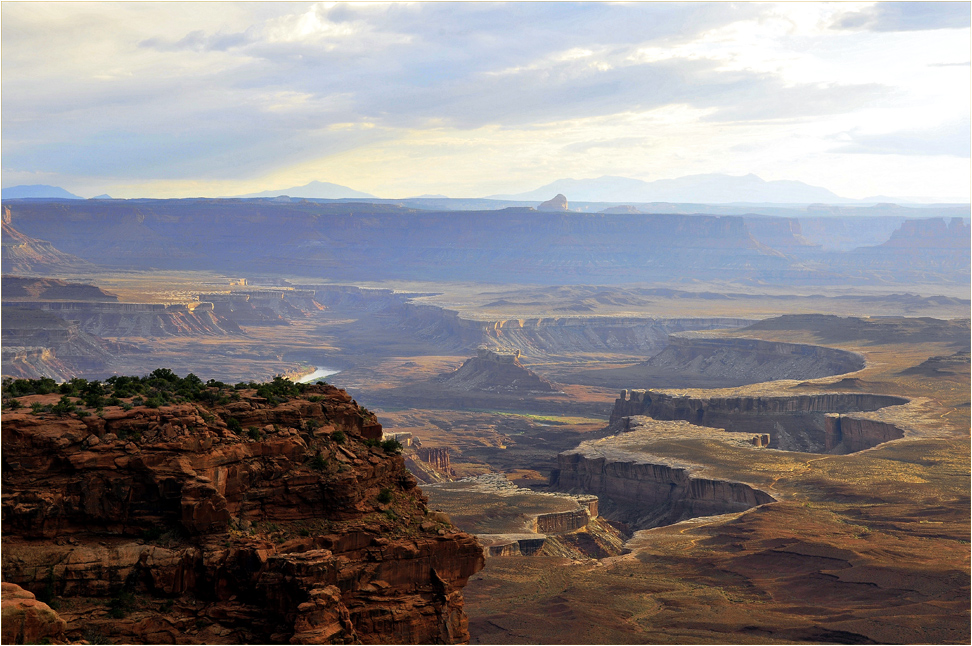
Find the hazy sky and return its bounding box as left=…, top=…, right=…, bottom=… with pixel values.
left=2, top=1, right=970, bottom=200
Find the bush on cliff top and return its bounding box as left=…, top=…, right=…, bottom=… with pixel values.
left=2, top=370, right=316, bottom=407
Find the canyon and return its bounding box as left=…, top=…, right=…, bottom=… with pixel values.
left=1, top=196, right=969, bottom=645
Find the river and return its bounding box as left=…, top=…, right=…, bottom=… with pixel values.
left=296, top=367, right=341, bottom=383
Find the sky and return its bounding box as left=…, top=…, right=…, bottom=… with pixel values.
left=1, top=1, right=970, bottom=200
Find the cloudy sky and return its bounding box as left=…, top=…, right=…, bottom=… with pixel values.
left=2, top=1, right=969, bottom=200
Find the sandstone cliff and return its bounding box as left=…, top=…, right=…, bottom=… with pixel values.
left=610, top=389, right=908, bottom=453
left=549, top=422, right=775, bottom=529
left=1, top=217, right=96, bottom=275
left=1, top=375, right=484, bottom=644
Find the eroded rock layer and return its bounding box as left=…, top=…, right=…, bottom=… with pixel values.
left=551, top=439, right=774, bottom=529
left=611, top=389, right=908, bottom=453
left=1, top=382, right=484, bottom=644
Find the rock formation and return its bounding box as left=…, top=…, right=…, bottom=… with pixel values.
left=432, top=349, right=556, bottom=394
left=1, top=308, right=123, bottom=380
left=1, top=582, right=68, bottom=645
left=537, top=194, right=568, bottom=211
left=550, top=422, right=775, bottom=529
left=1, top=216, right=95, bottom=275
left=583, top=335, right=865, bottom=389
left=417, top=447, right=452, bottom=474
left=611, top=389, right=908, bottom=453
left=2, top=276, right=119, bottom=301
left=1, top=377, right=484, bottom=644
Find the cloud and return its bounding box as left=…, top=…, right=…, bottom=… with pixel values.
left=0, top=2, right=968, bottom=199
left=832, top=2, right=971, bottom=32
left=830, top=121, right=971, bottom=157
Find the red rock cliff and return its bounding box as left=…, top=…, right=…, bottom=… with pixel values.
left=1, top=382, right=484, bottom=644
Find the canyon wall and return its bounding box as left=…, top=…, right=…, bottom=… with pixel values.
left=551, top=450, right=774, bottom=529
left=1, top=382, right=484, bottom=644
left=5, top=301, right=243, bottom=337
left=824, top=414, right=905, bottom=454
left=611, top=390, right=908, bottom=453
left=400, top=303, right=752, bottom=355
left=583, top=335, right=866, bottom=389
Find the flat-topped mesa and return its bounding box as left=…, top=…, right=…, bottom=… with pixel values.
left=1, top=375, right=484, bottom=644
left=612, top=389, right=909, bottom=454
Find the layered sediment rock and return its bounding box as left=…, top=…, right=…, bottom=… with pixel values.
left=1, top=382, right=484, bottom=644
left=432, top=349, right=556, bottom=393
left=584, top=335, right=865, bottom=389
left=7, top=301, right=243, bottom=337
left=1, top=308, right=122, bottom=380
left=824, top=415, right=905, bottom=453
left=611, top=389, right=908, bottom=453
left=551, top=438, right=774, bottom=529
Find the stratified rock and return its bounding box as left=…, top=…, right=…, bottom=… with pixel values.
left=537, top=194, right=568, bottom=211
left=1, top=381, right=484, bottom=644
left=1, top=582, right=67, bottom=645
left=434, top=348, right=556, bottom=393
left=1, top=209, right=95, bottom=275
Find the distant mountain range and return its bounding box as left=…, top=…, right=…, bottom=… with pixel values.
left=2, top=185, right=83, bottom=199
left=234, top=181, right=375, bottom=199
left=488, top=174, right=857, bottom=204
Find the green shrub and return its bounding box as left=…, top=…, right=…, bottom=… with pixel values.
left=227, top=418, right=242, bottom=433
left=248, top=427, right=263, bottom=441
left=310, top=454, right=327, bottom=471
left=331, top=430, right=346, bottom=445
left=51, top=396, right=77, bottom=418
left=381, top=438, right=403, bottom=454
left=377, top=487, right=393, bottom=504
left=107, top=590, right=135, bottom=619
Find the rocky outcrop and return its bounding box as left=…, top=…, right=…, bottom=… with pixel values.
left=2, top=276, right=119, bottom=301
left=824, top=415, right=904, bottom=453
left=198, top=290, right=325, bottom=327
left=399, top=303, right=752, bottom=356
left=1, top=582, right=67, bottom=645
left=432, top=349, right=556, bottom=394
left=537, top=194, right=568, bottom=212
left=1, top=308, right=122, bottom=380
left=6, top=301, right=243, bottom=337
left=1, top=380, right=484, bottom=644
left=417, top=448, right=452, bottom=474
left=1, top=216, right=96, bottom=275
left=550, top=445, right=774, bottom=529
left=611, top=389, right=909, bottom=453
